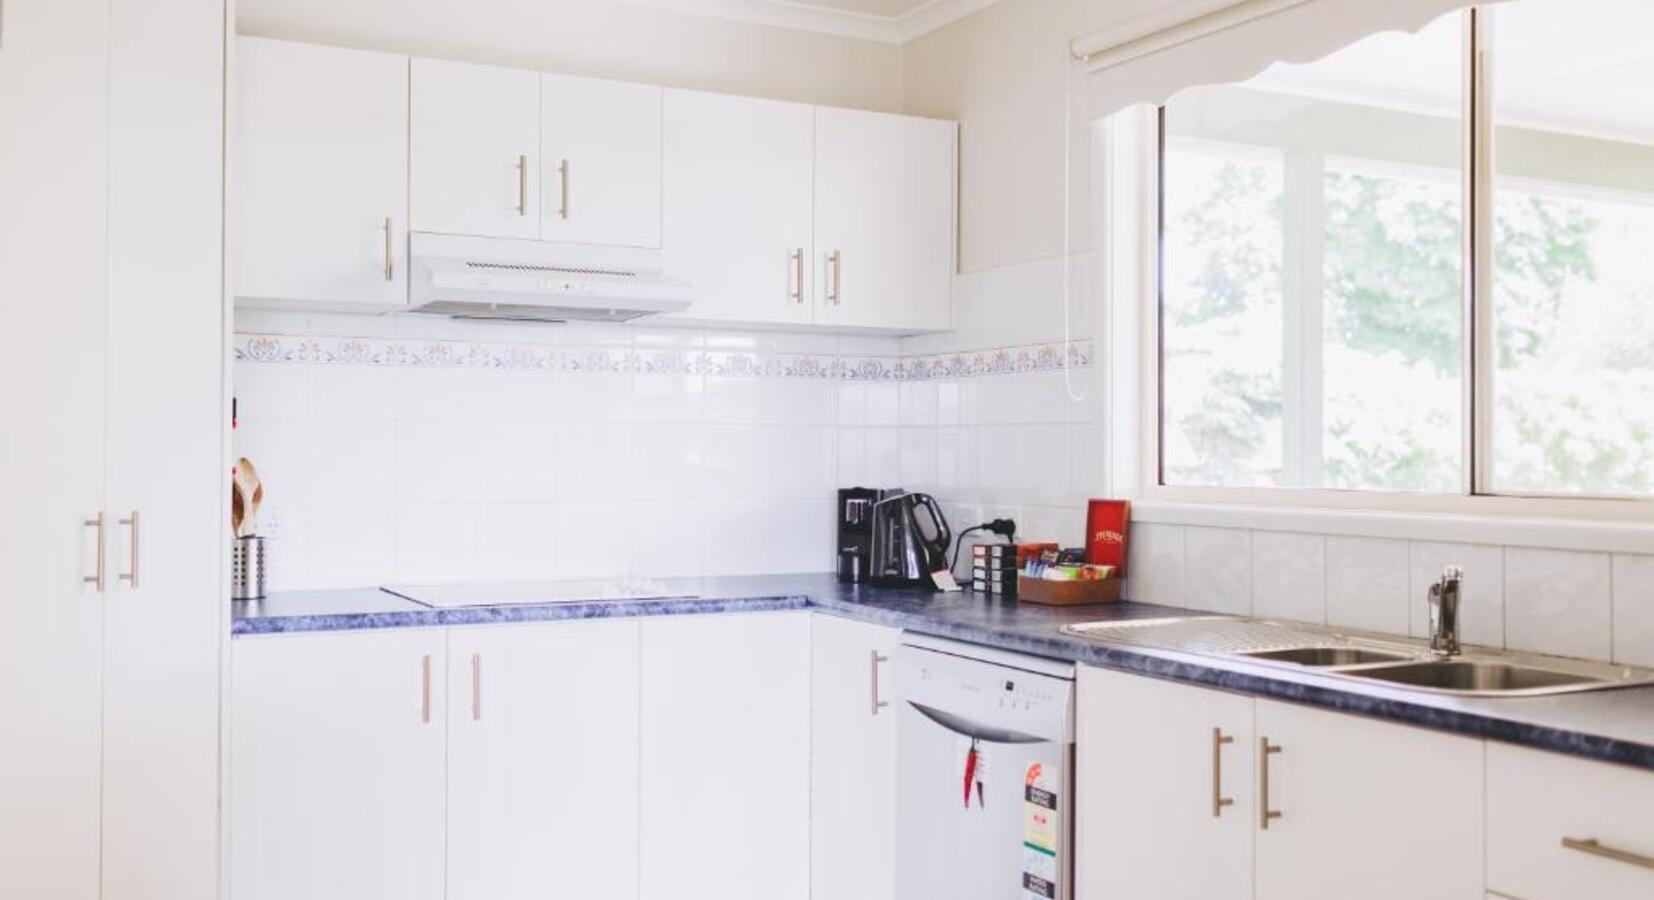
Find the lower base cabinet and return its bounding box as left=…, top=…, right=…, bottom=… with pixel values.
left=810, top=616, right=900, bottom=900
left=1076, top=667, right=1254, bottom=900
left=1487, top=742, right=1654, bottom=900
left=1076, top=667, right=1484, bottom=900
left=230, top=629, right=447, bottom=900
left=1253, top=698, right=1483, bottom=900
left=447, top=620, right=642, bottom=900
left=640, top=612, right=811, bottom=900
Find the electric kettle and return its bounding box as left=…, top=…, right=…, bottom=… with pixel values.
left=870, top=492, right=953, bottom=587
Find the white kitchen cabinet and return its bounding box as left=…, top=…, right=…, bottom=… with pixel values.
left=640, top=612, right=811, bottom=900
left=1, top=2, right=223, bottom=899
left=0, top=1, right=112, bottom=896
left=810, top=615, right=900, bottom=900
left=230, top=629, right=448, bottom=900
left=1487, top=742, right=1654, bottom=900
left=101, top=2, right=225, bottom=899
left=813, top=107, right=955, bottom=332
left=1253, top=698, right=1483, bottom=900
left=1076, top=666, right=1255, bottom=900
left=412, top=57, right=540, bottom=239
left=662, top=89, right=816, bottom=327
left=235, top=38, right=408, bottom=309
left=541, top=74, right=662, bottom=248
left=447, top=620, right=642, bottom=900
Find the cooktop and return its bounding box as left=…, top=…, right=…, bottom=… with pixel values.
left=383, top=579, right=698, bottom=609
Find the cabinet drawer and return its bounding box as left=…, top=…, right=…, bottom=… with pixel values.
left=1488, top=743, right=1654, bottom=900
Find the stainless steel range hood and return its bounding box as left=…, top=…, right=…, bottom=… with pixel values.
left=407, top=232, right=692, bottom=323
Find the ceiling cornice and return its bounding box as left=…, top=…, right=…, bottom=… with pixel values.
left=615, top=0, right=999, bottom=44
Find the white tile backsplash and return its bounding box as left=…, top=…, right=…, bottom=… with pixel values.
left=1612, top=554, right=1654, bottom=666
left=1325, top=537, right=1410, bottom=634
left=1505, top=547, right=1613, bottom=661
left=1124, top=523, right=1185, bottom=606
left=1184, top=526, right=1251, bottom=616
left=1252, top=532, right=1327, bottom=624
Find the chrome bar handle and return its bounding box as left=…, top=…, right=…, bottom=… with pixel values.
left=1212, top=728, right=1235, bottom=817
left=827, top=251, right=842, bottom=305
left=470, top=653, right=482, bottom=721
left=421, top=655, right=432, bottom=724
left=789, top=248, right=803, bottom=304
left=118, top=511, right=139, bottom=587
left=516, top=155, right=528, bottom=216
left=870, top=650, right=890, bottom=716
left=557, top=159, right=570, bottom=220
left=84, top=511, right=106, bottom=592
left=1562, top=837, right=1654, bottom=872
left=382, top=216, right=394, bottom=282
left=1259, top=737, right=1282, bottom=829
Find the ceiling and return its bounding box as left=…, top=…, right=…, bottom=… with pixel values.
left=616, top=0, right=1000, bottom=43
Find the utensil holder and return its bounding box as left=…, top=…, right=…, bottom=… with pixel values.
left=231, top=536, right=267, bottom=601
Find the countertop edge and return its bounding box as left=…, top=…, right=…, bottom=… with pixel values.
left=232, top=589, right=1654, bottom=773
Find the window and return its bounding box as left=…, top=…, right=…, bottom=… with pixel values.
left=1158, top=0, right=1654, bottom=501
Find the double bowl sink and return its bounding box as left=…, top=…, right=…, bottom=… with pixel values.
left=1060, top=616, right=1654, bottom=697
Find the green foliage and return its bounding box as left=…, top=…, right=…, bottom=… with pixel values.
left=1322, top=170, right=1463, bottom=375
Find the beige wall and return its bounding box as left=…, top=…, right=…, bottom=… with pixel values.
left=903, top=0, right=1169, bottom=273
left=238, top=0, right=905, bottom=112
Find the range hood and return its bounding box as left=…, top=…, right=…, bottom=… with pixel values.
left=408, top=232, right=692, bottom=323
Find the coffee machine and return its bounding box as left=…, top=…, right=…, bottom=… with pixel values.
left=837, top=487, right=953, bottom=587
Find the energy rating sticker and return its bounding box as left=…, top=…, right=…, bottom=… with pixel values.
left=1021, top=762, right=1059, bottom=899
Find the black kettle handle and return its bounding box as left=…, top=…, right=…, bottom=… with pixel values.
left=916, top=494, right=952, bottom=564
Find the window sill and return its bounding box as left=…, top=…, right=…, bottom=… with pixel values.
left=1132, top=494, right=1654, bottom=555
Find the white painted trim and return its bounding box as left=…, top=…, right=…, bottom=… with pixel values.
left=1070, top=0, right=1314, bottom=66
left=611, top=0, right=999, bottom=44
left=1132, top=499, right=1654, bottom=555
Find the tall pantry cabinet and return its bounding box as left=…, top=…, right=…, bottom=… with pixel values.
left=0, top=2, right=227, bottom=899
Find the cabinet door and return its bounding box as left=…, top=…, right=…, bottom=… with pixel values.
left=1075, top=666, right=1254, bottom=900
left=641, top=612, right=810, bottom=900
left=813, top=108, right=954, bottom=332
left=235, top=38, right=408, bottom=309
left=411, top=57, right=539, bottom=239
left=230, top=630, right=447, bottom=900
left=662, top=89, right=815, bottom=326
left=1254, top=700, right=1483, bottom=900
left=448, top=620, right=642, bottom=900
left=541, top=74, right=661, bottom=248
left=0, top=1, right=110, bottom=897
left=810, top=615, right=900, bottom=900
left=101, top=3, right=224, bottom=899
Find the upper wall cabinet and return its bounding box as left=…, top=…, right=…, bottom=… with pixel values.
left=662, top=89, right=816, bottom=328
left=235, top=38, right=409, bottom=309
left=661, top=93, right=956, bottom=333
left=411, top=58, right=541, bottom=240
left=813, top=107, right=956, bottom=332
left=541, top=74, right=662, bottom=248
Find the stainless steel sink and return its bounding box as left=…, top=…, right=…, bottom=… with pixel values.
left=1060, top=616, right=1654, bottom=697
left=1353, top=660, right=1597, bottom=692
left=1240, top=647, right=1411, bottom=667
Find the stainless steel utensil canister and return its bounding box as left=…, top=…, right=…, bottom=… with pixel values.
left=231, top=536, right=267, bottom=600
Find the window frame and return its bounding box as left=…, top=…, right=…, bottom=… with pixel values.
left=1134, top=5, right=1654, bottom=521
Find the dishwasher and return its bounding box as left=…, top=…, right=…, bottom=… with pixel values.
left=895, top=634, right=1076, bottom=900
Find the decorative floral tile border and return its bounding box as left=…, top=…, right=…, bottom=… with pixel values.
left=233, top=333, right=1093, bottom=381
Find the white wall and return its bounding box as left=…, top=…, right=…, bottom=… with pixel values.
left=902, top=0, right=1170, bottom=273
left=238, top=0, right=905, bottom=112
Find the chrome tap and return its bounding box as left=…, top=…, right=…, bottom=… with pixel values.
left=1428, top=566, right=1464, bottom=658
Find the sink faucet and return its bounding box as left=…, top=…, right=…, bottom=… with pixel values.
left=1428, top=566, right=1464, bottom=658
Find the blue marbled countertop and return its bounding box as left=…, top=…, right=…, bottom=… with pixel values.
left=233, top=573, right=1654, bottom=771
